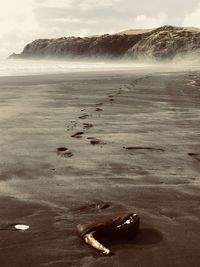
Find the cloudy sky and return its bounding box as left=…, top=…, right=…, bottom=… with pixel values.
left=1, top=0, right=200, bottom=58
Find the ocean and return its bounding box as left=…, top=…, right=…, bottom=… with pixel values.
left=0, top=58, right=154, bottom=76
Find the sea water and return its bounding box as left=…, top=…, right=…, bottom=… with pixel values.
left=1, top=58, right=199, bottom=77
left=0, top=59, right=153, bottom=76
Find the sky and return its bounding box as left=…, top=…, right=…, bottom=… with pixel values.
left=0, top=0, right=200, bottom=58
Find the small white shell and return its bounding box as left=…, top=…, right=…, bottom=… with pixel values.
left=14, top=224, right=30, bottom=231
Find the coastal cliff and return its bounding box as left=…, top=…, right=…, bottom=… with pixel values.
left=9, top=25, right=200, bottom=60
left=126, top=26, right=200, bottom=59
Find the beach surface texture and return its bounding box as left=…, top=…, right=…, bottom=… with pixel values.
left=0, top=70, right=200, bottom=267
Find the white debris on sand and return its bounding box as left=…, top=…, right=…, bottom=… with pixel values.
left=14, top=224, right=30, bottom=231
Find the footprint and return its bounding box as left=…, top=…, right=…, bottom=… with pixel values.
left=79, top=114, right=90, bottom=119
left=96, top=108, right=103, bottom=112
left=95, top=103, right=104, bottom=106
left=188, top=153, right=200, bottom=162
left=57, top=147, right=68, bottom=154
left=109, top=99, right=115, bottom=103
left=188, top=153, right=198, bottom=156
left=83, top=123, right=93, bottom=129
left=63, top=151, right=73, bottom=157
left=71, top=132, right=84, bottom=138
left=90, top=138, right=105, bottom=145
left=57, top=147, right=73, bottom=157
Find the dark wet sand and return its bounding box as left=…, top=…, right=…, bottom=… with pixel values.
left=0, top=70, right=200, bottom=267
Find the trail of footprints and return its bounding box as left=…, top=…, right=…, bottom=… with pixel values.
left=56, top=75, right=199, bottom=164
left=57, top=76, right=161, bottom=158
left=56, top=78, right=128, bottom=157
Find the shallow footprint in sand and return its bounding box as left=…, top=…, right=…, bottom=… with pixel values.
left=64, top=151, right=73, bottom=157
left=57, top=147, right=68, bottom=154
left=71, top=131, right=84, bottom=138
left=96, top=108, right=103, bottom=112
left=57, top=147, right=73, bottom=157
left=95, top=102, right=104, bottom=106
left=79, top=114, right=90, bottom=119
left=90, top=138, right=106, bottom=145
left=188, top=153, right=200, bottom=162
left=83, top=123, right=93, bottom=129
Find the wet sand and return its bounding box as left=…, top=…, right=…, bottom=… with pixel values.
left=0, top=70, right=200, bottom=267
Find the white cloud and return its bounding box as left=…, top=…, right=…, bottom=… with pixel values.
left=79, top=0, right=120, bottom=11
left=0, top=0, right=37, bottom=37
left=39, top=0, right=73, bottom=8
left=39, top=0, right=120, bottom=9
left=183, top=4, right=200, bottom=27
left=133, top=13, right=167, bottom=28
left=136, top=15, right=147, bottom=22
left=0, top=0, right=38, bottom=58
left=49, top=18, right=81, bottom=23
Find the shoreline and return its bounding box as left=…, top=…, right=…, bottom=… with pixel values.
left=1, top=58, right=200, bottom=80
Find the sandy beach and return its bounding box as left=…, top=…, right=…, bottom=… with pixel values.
left=0, top=70, right=200, bottom=267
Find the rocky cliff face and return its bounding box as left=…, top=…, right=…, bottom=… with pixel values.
left=9, top=26, right=200, bottom=60
left=126, top=26, right=200, bottom=59
left=16, top=34, right=146, bottom=59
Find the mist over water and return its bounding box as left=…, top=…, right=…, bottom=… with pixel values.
left=1, top=56, right=200, bottom=76
left=0, top=59, right=153, bottom=76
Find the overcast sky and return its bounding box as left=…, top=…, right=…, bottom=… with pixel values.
left=1, top=0, right=200, bottom=58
